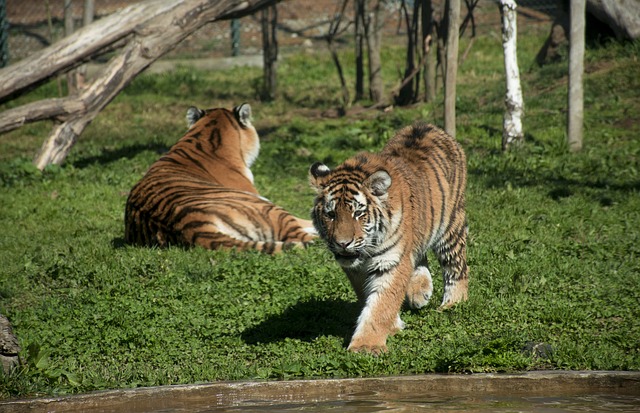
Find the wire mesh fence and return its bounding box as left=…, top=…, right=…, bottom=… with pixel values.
left=4, top=0, right=556, bottom=66
left=0, top=0, right=8, bottom=67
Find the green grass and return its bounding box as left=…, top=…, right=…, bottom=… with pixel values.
left=1, top=31, right=639, bottom=399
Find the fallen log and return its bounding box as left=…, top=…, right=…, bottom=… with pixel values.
left=0, top=0, right=277, bottom=170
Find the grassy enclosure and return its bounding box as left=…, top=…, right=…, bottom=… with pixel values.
left=1, top=21, right=639, bottom=398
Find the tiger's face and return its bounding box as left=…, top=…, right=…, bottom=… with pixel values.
left=309, top=162, right=391, bottom=268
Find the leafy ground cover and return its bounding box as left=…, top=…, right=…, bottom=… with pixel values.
left=0, top=30, right=638, bottom=399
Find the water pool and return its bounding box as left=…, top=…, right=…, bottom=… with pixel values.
left=2, top=371, right=638, bottom=413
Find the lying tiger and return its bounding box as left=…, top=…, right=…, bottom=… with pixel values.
left=125, top=103, right=316, bottom=253
left=309, top=122, right=468, bottom=353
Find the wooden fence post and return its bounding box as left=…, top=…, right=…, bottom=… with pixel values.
left=444, top=0, right=460, bottom=138
left=568, top=0, right=585, bottom=152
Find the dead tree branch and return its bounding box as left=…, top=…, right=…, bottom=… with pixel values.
left=0, top=0, right=278, bottom=169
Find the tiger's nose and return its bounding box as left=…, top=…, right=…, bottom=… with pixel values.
left=336, top=239, right=353, bottom=250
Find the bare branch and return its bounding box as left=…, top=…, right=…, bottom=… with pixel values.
left=0, top=98, right=84, bottom=134
left=0, top=0, right=280, bottom=169
left=0, top=0, right=279, bottom=103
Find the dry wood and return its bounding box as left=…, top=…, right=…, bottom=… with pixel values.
left=0, top=0, right=277, bottom=170
left=568, top=0, right=585, bottom=152
left=366, top=0, right=384, bottom=103
left=444, top=0, right=461, bottom=137
left=0, top=313, right=21, bottom=374
left=325, top=0, right=351, bottom=114
left=261, top=5, right=278, bottom=101
left=0, top=98, right=84, bottom=134
left=499, top=0, right=524, bottom=151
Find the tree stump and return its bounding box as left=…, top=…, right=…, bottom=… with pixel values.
left=0, top=314, right=21, bottom=374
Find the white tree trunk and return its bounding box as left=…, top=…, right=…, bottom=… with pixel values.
left=568, top=0, right=585, bottom=152
left=499, top=0, right=524, bottom=151
left=444, top=0, right=461, bottom=138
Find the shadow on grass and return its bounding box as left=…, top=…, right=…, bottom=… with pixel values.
left=468, top=126, right=640, bottom=200
left=111, top=237, right=126, bottom=249
left=242, top=298, right=358, bottom=347
left=471, top=164, right=640, bottom=196
left=72, top=143, right=168, bottom=168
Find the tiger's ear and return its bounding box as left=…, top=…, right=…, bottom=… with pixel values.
left=234, top=103, right=252, bottom=128
left=186, top=106, right=205, bottom=128
left=366, top=170, right=391, bottom=196
left=309, top=162, right=331, bottom=190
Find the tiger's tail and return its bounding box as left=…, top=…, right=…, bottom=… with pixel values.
left=192, top=232, right=312, bottom=254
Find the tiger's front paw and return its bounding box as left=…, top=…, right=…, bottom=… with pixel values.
left=348, top=335, right=388, bottom=355
left=348, top=343, right=388, bottom=355
left=406, top=266, right=433, bottom=309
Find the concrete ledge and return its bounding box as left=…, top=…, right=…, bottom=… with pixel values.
left=2, top=370, right=639, bottom=412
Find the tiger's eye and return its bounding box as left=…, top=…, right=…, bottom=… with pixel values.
left=353, top=210, right=364, bottom=219
left=326, top=210, right=336, bottom=220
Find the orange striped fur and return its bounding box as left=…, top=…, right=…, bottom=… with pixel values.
left=310, top=122, right=468, bottom=353
left=125, top=103, right=316, bottom=253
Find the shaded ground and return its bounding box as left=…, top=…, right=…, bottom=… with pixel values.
left=6, top=0, right=553, bottom=63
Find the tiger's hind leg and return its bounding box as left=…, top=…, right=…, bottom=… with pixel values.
left=274, top=213, right=317, bottom=244
left=435, top=218, right=469, bottom=311
left=405, top=257, right=433, bottom=310
left=294, top=217, right=318, bottom=237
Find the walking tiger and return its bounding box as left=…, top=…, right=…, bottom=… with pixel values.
left=309, top=122, right=468, bottom=353
left=125, top=103, right=316, bottom=253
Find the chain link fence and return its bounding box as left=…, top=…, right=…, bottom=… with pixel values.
left=0, top=0, right=8, bottom=67
left=3, top=0, right=555, bottom=66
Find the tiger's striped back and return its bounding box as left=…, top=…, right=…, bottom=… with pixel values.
left=309, top=122, right=468, bottom=353
left=125, top=103, right=315, bottom=253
